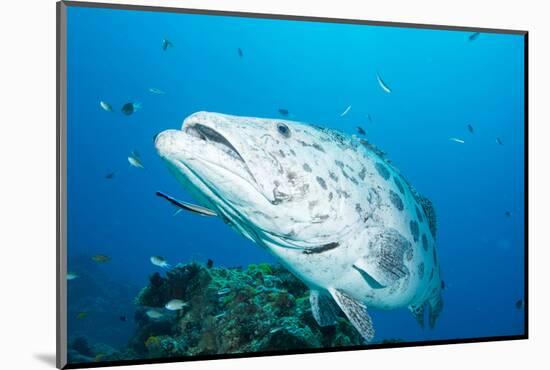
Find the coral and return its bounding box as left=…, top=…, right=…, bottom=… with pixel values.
left=125, top=261, right=367, bottom=360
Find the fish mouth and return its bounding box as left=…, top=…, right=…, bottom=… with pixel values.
left=184, top=123, right=246, bottom=164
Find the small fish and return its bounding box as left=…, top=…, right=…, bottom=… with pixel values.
left=214, top=312, right=226, bottom=319
left=467, top=124, right=474, bottom=134
left=278, top=108, right=289, bottom=116
left=100, top=101, right=113, bottom=112
left=148, top=88, right=165, bottom=95
left=150, top=256, right=170, bottom=269
left=156, top=191, right=217, bottom=217
left=105, top=172, right=115, bottom=180
left=91, top=254, right=111, bottom=263
left=145, top=309, right=164, bottom=319
left=76, top=312, right=88, bottom=320
left=468, top=32, right=480, bottom=42
left=269, top=327, right=283, bottom=334
left=165, top=299, right=188, bottom=311
left=217, top=287, right=231, bottom=296
left=206, top=259, right=214, bottom=269
left=449, top=137, right=465, bottom=144
left=119, top=315, right=127, bottom=322
left=496, top=137, right=504, bottom=146
left=376, top=72, right=392, bottom=93
left=162, top=38, right=173, bottom=51
left=340, top=105, right=351, bottom=117
left=238, top=48, right=243, bottom=57
left=128, top=151, right=144, bottom=169
left=515, top=299, right=524, bottom=310
left=356, top=126, right=366, bottom=135
left=121, top=102, right=142, bottom=116
left=505, top=211, right=512, bottom=218
left=67, top=272, right=79, bottom=280
left=367, top=113, right=373, bottom=124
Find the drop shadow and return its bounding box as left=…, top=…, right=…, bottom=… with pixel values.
left=34, top=353, right=57, bottom=367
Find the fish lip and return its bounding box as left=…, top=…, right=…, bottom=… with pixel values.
left=181, top=121, right=263, bottom=192
left=185, top=123, right=247, bottom=164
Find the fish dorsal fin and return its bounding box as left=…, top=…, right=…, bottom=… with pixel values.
left=309, top=290, right=339, bottom=327
left=329, top=288, right=375, bottom=342
left=418, top=195, right=437, bottom=238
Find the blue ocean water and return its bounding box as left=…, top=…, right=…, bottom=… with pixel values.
left=65, top=5, right=525, bottom=355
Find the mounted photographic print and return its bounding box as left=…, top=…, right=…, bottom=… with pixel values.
left=57, top=1, right=528, bottom=368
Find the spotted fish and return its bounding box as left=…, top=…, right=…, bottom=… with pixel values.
left=154, top=112, right=443, bottom=342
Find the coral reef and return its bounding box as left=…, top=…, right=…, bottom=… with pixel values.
left=127, top=262, right=364, bottom=359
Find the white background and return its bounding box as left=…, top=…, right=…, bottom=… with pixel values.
left=0, top=0, right=547, bottom=369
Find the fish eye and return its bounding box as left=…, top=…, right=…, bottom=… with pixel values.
left=276, top=122, right=291, bottom=138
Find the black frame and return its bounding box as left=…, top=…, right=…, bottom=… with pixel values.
left=56, top=1, right=529, bottom=368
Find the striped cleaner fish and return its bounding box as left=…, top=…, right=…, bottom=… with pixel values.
left=154, top=111, right=443, bottom=342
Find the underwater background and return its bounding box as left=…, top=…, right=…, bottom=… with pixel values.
left=65, top=5, right=525, bottom=364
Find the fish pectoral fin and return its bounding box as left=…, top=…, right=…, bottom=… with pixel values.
left=309, top=290, right=339, bottom=327
left=156, top=191, right=217, bottom=217
left=329, top=288, right=375, bottom=342
left=353, top=228, right=411, bottom=288
left=353, top=260, right=387, bottom=289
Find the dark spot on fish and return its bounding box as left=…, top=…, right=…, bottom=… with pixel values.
left=375, top=162, right=390, bottom=180
left=409, top=220, right=419, bottom=242
left=303, top=163, right=312, bottom=172
left=355, top=203, right=362, bottom=214
left=421, top=234, right=428, bottom=251
left=278, top=108, right=289, bottom=116
left=336, top=189, right=350, bottom=198
left=405, top=248, right=413, bottom=261
left=418, top=263, right=424, bottom=279
left=349, top=176, right=358, bottom=185
left=358, top=167, right=366, bottom=180
left=316, top=176, right=327, bottom=190
left=289, top=149, right=296, bottom=156
left=416, top=205, right=424, bottom=223
left=335, top=160, right=345, bottom=169
left=389, top=190, right=404, bottom=211
left=207, top=259, right=214, bottom=269
left=278, top=149, right=286, bottom=158
left=286, top=171, right=297, bottom=183
left=298, top=140, right=325, bottom=152
left=303, top=242, right=340, bottom=254
left=393, top=177, right=404, bottom=194
left=329, top=171, right=338, bottom=182
left=356, top=126, right=366, bottom=135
